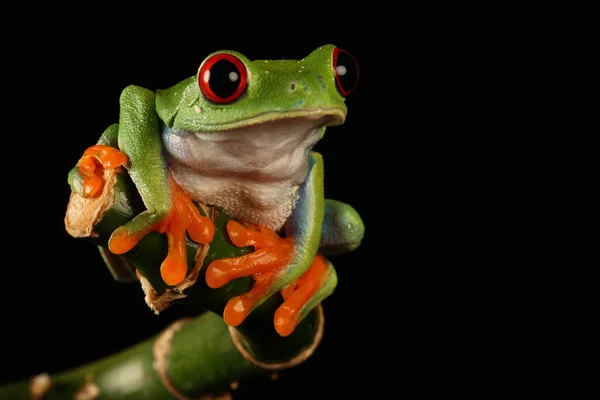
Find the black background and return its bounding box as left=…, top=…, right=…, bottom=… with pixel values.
left=2, top=5, right=589, bottom=399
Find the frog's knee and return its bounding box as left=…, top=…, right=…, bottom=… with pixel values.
left=320, top=200, right=365, bottom=255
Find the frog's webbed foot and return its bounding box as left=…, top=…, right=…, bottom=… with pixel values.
left=205, top=221, right=330, bottom=336
left=77, top=145, right=128, bottom=197
left=109, top=176, right=215, bottom=286
left=275, top=252, right=332, bottom=336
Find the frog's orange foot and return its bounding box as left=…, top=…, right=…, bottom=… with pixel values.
left=275, top=253, right=329, bottom=336
left=206, top=221, right=328, bottom=336
left=77, top=145, right=129, bottom=198
left=109, top=176, right=215, bottom=286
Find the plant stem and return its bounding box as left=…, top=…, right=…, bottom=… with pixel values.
left=0, top=308, right=323, bottom=399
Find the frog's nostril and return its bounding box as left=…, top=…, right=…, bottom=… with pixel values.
left=290, top=82, right=296, bottom=91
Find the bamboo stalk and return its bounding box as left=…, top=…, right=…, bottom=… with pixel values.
left=0, top=308, right=324, bottom=399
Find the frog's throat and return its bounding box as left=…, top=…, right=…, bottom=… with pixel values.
left=162, top=110, right=333, bottom=231
left=175, top=107, right=346, bottom=133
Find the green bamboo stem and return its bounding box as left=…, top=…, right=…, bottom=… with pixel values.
left=0, top=308, right=324, bottom=399
left=0, top=169, right=329, bottom=399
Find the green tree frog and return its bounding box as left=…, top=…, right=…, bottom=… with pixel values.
left=68, top=44, right=364, bottom=336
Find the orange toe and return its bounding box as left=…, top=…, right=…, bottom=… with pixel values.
left=157, top=177, right=215, bottom=286
left=274, top=253, right=329, bottom=337
left=223, top=272, right=275, bottom=326
left=206, top=221, right=308, bottom=330
left=108, top=229, right=141, bottom=255
left=77, top=145, right=128, bottom=198
left=274, top=305, right=298, bottom=337
left=161, top=254, right=188, bottom=286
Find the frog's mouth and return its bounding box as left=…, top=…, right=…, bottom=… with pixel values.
left=223, top=107, right=347, bottom=129
left=182, top=107, right=346, bottom=133
left=191, top=111, right=340, bottom=146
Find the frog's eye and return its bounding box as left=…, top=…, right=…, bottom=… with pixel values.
left=332, top=47, right=359, bottom=96
left=198, top=53, right=248, bottom=104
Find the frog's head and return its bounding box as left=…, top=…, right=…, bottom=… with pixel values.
left=155, top=44, right=358, bottom=133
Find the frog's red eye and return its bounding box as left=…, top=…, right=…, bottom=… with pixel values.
left=332, top=47, right=359, bottom=96
left=198, top=53, right=248, bottom=104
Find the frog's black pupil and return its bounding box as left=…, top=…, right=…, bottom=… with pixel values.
left=336, top=51, right=358, bottom=94
left=208, top=59, right=241, bottom=99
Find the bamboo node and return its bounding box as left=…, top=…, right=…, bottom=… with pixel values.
left=30, top=373, right=53, bottom=400
left=229, top=304, right=324, bottom=371
left=73, top=374, right=100, bottom=400
left=153, top=318, right=229, bottom=400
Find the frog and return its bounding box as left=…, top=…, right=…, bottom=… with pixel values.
left=68, top=44, right=364, bottom=337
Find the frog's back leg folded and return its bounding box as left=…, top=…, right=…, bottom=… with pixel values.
left=320, top=199, right=365, bottom=256
left=68, top=85, right=215, bottom=287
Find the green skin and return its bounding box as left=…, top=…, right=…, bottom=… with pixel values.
left=69, top=44, right=364, bottom=326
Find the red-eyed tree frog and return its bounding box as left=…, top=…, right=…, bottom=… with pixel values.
left=68, top=44, right=364, bottom=336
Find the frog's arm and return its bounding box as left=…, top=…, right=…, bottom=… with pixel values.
left=109, top=85, right=172, bottom=245
left=284, top=151, right=326, bottom=267
left=273, top=168, right=364, bottom=335
left=205, top=151, right=363, bottom=336
left=110, top=85, right=216, bottom=285
left=274, top=199, right=365, bottom=332
left=68, top=86, right=215, bottom=286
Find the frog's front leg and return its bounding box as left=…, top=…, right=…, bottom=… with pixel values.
left=206, top=152, right=363, bottom=336
left=76, top=85, right=215, bottom=286
left=273, top=199, right=364, bottom=335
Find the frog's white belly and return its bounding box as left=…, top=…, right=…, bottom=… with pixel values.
left=162, top=118, right=325, bottom=231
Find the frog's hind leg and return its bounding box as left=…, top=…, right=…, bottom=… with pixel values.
left=205, top=200, right=361, bottom=337
left=319, top=199, right=365, bottom=256
left=275, top=253, right=337, bottom=336
left=205, top=153, right=325, bottom=336
left=205, top=153, right=365, bottom=336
